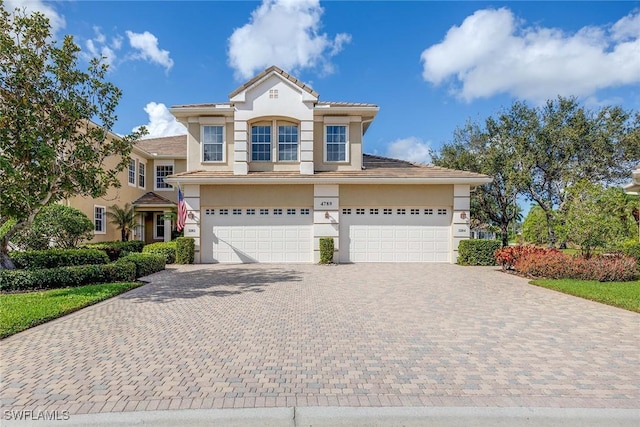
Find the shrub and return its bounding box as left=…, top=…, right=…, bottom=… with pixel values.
left=82, top=240, right=144, bottom=261
left=0, top=262, right=136, bottom=292
left=504, top=248, right=638, bottom=282
left=119, top=253, right=165, bottom=278
left=457, top=239, right=502, bottom=266
left=175, top=237, right=195, bottom=264
left=621, top=240, right=640, bottom=265
left=10, top=249, right=109, bottom=269
left=494, top=245, right=560, bottom=271
left=319, top=237, right=334, bottom=264
left=143, top=241, right=177, bottom=264
left=11, top=204, right=93, bottom=250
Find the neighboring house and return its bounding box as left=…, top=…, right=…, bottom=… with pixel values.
left=69, top=66, right=491, bottom=262
left=470, top=224, right=497, bottom=240
left=66, top=135, right=186, bottom=244
left=623, top=164, right=640, bottom=194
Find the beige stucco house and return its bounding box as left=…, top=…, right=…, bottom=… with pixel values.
left=71, top=66, right=491, bottom=262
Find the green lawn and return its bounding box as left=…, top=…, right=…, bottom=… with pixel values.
left=0, top=282, right=142, bottom=338
left=531, top=279, right=640, bottom=313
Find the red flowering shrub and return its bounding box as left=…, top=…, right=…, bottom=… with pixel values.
left=494, top=245, right=559, bottom=271
left=504, top=248, right=638, bottom=282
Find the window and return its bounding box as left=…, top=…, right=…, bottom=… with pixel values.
left=154, top=213, right=165, bottom=239
left=383, top=208, right=392, bottom=215
left=203, top=125, right=224, bottom=162
left=410, top=208, right=420, bottom=215
left=370, top=208, right=379, bottom=215
left=278, top=125, right=298, bottom=161
left=232, top=209, right=242, bottom=215
left=356, top=208, right=365, bottom=215
left=438, top=208, right=447, bottom=215
left=94, top=206, right=106, bottom=234
left=273, top=208, right=283, bottom=215
left=325, top=125, right=347, bottom=162
left=246, top=209, right=256, bottom=215
left=219, top=209, right=229, bottom=215
left=287, top=208, right=296, bottom=215
left=128, top=159, right=136, bottom=185
left=300, top=208, right=310, bottom=215
left=397, top=209, right=406, bottom=215
left=424, top=209, right=433, bottom=215
left=342, top=208, right=351, bottom=215
left=155, top=164, right=174, bottom=190
left=205, top=209, right=213, bottom=215
left=138, top=162, right=145, bottom=189
left=260, top=209, right=269, bottom=215
left=251, top=125, right=271, bottom=161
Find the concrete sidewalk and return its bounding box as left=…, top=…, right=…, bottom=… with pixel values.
left=3, top=406, right=639, bottom=427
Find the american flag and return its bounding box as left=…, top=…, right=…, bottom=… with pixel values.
left=177, top=187, right=187, bottom=232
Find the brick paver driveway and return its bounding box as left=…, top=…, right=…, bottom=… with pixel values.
left=1, top=264, right=639, bottom=416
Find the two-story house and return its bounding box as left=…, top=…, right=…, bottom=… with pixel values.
left=161, top=66, right=491, bottom=263
left=70, top=66, right=490, bottom=262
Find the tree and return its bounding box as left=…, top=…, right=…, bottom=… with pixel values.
left=106, top=203, right=138, bottom=242
left=563, top=181, right=637, bottom=258
left=0, top=4, right=145, bottom=268
left=433, top=119, right=521, bottom=247
left=12, top=204, right=93, bottom=249
left=510, top=97, right=640, bottom=246
left=522, top=206, right=549, bottom=245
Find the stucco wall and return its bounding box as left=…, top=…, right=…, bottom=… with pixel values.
left=339, top=184, right=453, bottom=207
left=201, top=185, right=314, bottom=208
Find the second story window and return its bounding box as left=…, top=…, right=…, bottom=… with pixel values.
left=203, top=125, right=224, bottom=162
left=128, top=159, right=136, bottom=185
left=278, top=125, right=298, bottom=161
left=138, top=162, right=145, bottom=189
left=326, top=125, right=347, bottom=162
left=155, top=163, right=174, bottom=190
left=251, top=125, right=271, bottom=161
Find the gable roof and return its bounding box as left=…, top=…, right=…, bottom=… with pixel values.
left=136, top=135, right=187, bottom=158
left=229, top=65, right=319, bottom=99
left=132, top=191, right=176, bottom=206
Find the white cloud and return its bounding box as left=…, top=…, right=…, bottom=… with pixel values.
left=421, top=8, right=640, bottom=102
left=386, top=137, right=432, bottom=164
left=84, top=27, right=121, bottom=68
left=228, top=0, right=351, bottom=79
left=2, top=0, right=65, bottom=34
left=126, top=31, right=174, bottom=72
left=134, top=102, right=186, bottom=139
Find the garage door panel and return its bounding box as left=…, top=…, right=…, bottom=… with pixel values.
left=340, top=207, right=451, bottom=263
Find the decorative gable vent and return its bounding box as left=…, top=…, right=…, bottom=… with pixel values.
left=269, top=89, right=278, bottom=99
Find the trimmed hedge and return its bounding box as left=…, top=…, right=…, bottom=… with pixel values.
left=457, top=239, right=502, bottom=266
left=0, top=262, right=136, bottom=292
left=82, top=240, right=145, bottom=261
left=120, top=253, right=165, bottom=278
left=319, top=237, right=334, bottom=264
left=175, top=237, right=195, bottom=264
left=143, top=241, right=177, bottom=264
left=10, top=249, right=110, bottom=270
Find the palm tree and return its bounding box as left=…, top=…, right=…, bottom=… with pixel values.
left=106, top=203, right=138, bottom=241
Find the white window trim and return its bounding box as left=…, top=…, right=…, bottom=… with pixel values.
left=154, top=213, right=166, bottom=240
left=128, top=158, right=136, bottom=187
left=138, top=161, right=146, bottom=189
left=201, top=125, right=226, bottom=163
left=324, top=123, right=349, bottom=163
left=94, top=205, right=106, bottom=235
left=154, top=160, right=175, bottom=192
left=250, top=119, right=300, bottom=163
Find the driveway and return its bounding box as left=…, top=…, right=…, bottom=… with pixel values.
left=1, top=263, right=639, bottom=417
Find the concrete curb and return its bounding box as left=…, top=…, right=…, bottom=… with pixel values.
left=3, top=406, right=639, bottom=427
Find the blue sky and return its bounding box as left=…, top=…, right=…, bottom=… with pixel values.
left=5, top=1, right=640, bottom=165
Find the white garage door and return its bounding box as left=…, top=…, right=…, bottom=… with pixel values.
left=201, top=207, right=313, bottom=263
left=339, top=207, right=451, bottom=263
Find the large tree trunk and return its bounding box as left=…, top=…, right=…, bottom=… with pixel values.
left=0, top=236, right=15, bottom=270
left=545, top=211, right=557, bottom=248
left=500, top=224, right=509, bottom=247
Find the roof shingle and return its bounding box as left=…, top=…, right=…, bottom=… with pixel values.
left=136, top=135, right=187, bottom=157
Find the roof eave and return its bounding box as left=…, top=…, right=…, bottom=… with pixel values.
left=166, top=176, right=492, bottom=186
